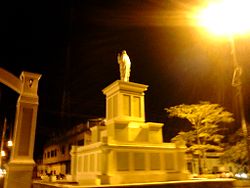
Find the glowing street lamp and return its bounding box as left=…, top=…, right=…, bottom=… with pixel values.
left=195, top=0, right=250, bottom=37
left=1, top=151, right=6, bottom=157
left=193, top=0, right=250, bottom=171
left=7, top=140, right=13, bottom=147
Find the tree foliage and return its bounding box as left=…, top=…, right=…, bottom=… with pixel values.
left=220, top=129, right=248, bottom=172
left=166, top=101, right=234, bottom=174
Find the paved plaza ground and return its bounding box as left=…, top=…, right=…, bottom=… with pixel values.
left=32, top=178, right=239, bottom=188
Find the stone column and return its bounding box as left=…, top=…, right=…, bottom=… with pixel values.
left=70, top=146, right=77, bottom=182
left=99, top=147, right=110, bottom=184
left=4, top=72, right=41, bottom=188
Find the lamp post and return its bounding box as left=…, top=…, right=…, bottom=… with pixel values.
left=194, top=0, right=250, bottom=171
left=230, top=36, right=250, bottom=172
left=0, top=118, right=7, bottom=168
left=230, top=36, right=247, bottom=136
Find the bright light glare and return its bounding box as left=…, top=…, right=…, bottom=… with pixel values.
left=241, top=173, right=248, bottom=179
left=196, top=0, right=250, bottom=36
left=1, top=151, right=5, bottom=157
left=235, top=172, right=248, bottom=179
left=0, top=168, right=6, bottom=178
left=7, top=140, right=13, bottom=147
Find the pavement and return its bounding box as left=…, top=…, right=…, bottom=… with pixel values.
left=33, top=178, right=235, bottom=188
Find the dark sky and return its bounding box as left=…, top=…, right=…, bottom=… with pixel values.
left=2, top=0, right=250, bottom=158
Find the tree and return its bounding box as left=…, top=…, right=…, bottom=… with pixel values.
left=220, top=129, right=248, bottom=172
left=165, top=101, right=234, bottom=174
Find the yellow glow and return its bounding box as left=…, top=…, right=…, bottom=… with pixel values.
left=195, top=0, right=250, bottom=36
left=7, top=140, right=13, bottom=147
left=1, top=151, right=6, bottom=157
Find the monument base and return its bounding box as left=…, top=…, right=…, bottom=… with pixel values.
left=70, top=80, right=189, bottom=185
left=71, top=142, right=189, bottom=185
left=101, top=172, right=189, bottom=185
left=77, top=172, right=190, bottom=186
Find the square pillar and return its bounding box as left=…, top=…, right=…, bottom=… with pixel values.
left=4, top=72, right=41, bottom=188
left=102, top=80, right=148, bottom=123
left=102, top=81, right=148, bottom=142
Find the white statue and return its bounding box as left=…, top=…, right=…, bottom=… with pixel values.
left=117, top=50, right=131, bottom=82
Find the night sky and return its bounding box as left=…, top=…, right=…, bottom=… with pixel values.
left=2, top=0, right=250, bottom=159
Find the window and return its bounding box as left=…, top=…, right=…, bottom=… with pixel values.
left=47, top=151, right=50, bottom=158
left=61, top=146, right=65, bottom=154
left=77, top=139, right=84, bottom=146
left=55, top=149, right=57, bottom=157
left=44, top=153, right=46, bottom=159
left=68, top=143, right=72, bottom=152
left=51, top=150, right=54, bottom=157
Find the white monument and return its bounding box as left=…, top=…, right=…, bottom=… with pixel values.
left=71, top=52, right=189, bottom=185
left=117, top=50, right=131, bottom=82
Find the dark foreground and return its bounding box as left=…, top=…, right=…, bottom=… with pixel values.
left=32, top=179, right=244, bottom=188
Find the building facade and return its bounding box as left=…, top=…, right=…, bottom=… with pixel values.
left=187, top=152, right=235, bottom=175
left=37, top=121, right=103, bottom=177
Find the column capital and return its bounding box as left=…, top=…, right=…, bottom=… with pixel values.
left=20, top=71, right=41, bottom=97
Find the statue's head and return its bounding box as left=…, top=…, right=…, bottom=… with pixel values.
left=122, top=50, right=127, bottom=55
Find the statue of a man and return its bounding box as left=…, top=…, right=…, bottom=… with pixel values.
left=117, top=50, right=131, bottom=82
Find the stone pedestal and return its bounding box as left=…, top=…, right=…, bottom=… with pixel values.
left=5, top=162, right=34, bottom=188
left=102, top=81, right=147, bottom=123
left=102, top=81, right=148, bottom=143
